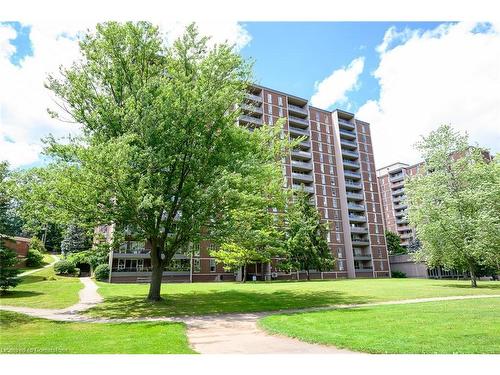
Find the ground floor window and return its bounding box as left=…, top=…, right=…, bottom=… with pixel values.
left=193, top=259, right=200, bottom=273
left=210, top=259, right=216, bottom=272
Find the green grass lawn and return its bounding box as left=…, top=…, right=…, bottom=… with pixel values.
left=0, top=266, right=83, bottom=309
left=86, top=278, right=500, bottom=318
left=17, top=253, right=55, bottom=273
left=0, top=310, right=195, bottom=354
left=259, top=297, right=500, bottom=354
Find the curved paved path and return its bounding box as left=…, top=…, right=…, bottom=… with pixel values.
left=1, top=278, right=499, bottom=354
left=18, top=254, right=59, bottom=277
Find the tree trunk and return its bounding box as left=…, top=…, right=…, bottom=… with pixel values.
left=147, top=238, right=164, bottom=302
left=470, top=270, right=477, bottom=288
left=242, top=264, right=247, bottom=283
left=306, top=269, right=310, bottom=281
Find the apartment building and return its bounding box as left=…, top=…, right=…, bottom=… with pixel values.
left=376, top=162, right=421, bottom=247
left=107, top=84, right=390, bottom=283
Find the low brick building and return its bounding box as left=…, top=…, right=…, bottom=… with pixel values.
left=1, top=236, right=31, bottom=268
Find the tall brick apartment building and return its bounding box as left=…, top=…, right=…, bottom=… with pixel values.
left=107, top=84, right=390, bottom=283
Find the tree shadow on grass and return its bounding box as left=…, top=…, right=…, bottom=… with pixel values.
left=0, top=290, right=43, bottom=300
left=86, top=289, right=376, bottom=319
left=436, top=282, right=500, bottom=290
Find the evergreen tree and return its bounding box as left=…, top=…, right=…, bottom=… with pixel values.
left=385, top=231, right=407, bottom=255
left=61, top=224, right=90, bottom=254
left=0, top=238, right=20, bottom=293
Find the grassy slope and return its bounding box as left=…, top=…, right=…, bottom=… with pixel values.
left=0, top=310, right=195, bottom=354
left=259, top=297, right=500, bottom=354
left=17, top=253, right=55, bottom=273
left=0, top=266, right=83, bottom=309
left=87, top=278, right=500, bottom=318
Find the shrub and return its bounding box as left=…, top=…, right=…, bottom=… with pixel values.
left=26, top=249, right=44, bottom=267
left=54, top=260, right=76, bottom=275
left=391, top=270, right=407, bottom=278
left=94, top=264, right=109, bottom=281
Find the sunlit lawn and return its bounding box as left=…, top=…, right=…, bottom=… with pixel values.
left=86, top=278, right=500, bottom=318
left=0, top=266, right=82, bottom=309
left=17, top=253, right=55, bottom=273
left=0, top=310, right=195, bottom=354
left=259, top=297, right=500, bottom=354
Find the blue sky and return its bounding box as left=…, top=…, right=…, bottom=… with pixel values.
left=1, top=20, right=498, bottom=168
left=240, top=22, right=445, bottom=112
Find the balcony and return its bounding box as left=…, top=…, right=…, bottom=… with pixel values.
left=338, top=118, right=355, bottom=130
left=392, top=181, right=405, bottom=189
left=395, top=210, right=406, bottom=217
left=346, top=192, right=364, bottom=201
left=344, top=170, right=362, bottom=180
left=394, top=203, right=408, bottom=210
left=340, top=138, right=357, bottom=150
left=288, top=104, right=308, bottom=117
left=353, top=250, right=371, bottom=259
left=392, top=189, right=405, bottom=197
left=390, top=173, right=404, bottom=183
left=291, top=149, right=312, bottom=160
left=345, top=180, right=362, bottom=190
left=343, top=159, right=360, bottom=170
left=288, top=115, right=310, bottom=129
left=288, top=126, right=309, bottom=137
left=348, top=202, right=365, bottom=212
left=398, top=226, right=411, bottom=232
left=396, top=218, right=409, bottom=225
left=291, top=160, right=313, bottom=171
left=292, top=184, right=314, bottom=194
left=349, top=214, right=367, bottom=223
left=299, top=140, right=311, bottom=149
left=352, top=239, right=370, bottom=247
left=401, top=233, right=413, bottom=240
left=339, top=129, right=357, bottom=140
left=241, top=103, right=263, bottom=115
left=341, top=148, right=359, bottom=159
left=393, top=195, right=406, bottom=204
left=239, top=115, right=263, bottom=126
left=350, top=226, right=368, bottom=234
left=245, top=92, right=263, bottom=103
left=292, top=172, right=313, bottom=183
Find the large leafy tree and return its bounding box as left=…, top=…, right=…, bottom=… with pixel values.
left=284, top=189, right=334, bottom=280
left=11, top=21, right=276, bottom=301
left=0, top=161, right=23, bottom=236
left=209, top=124, right=288, bottom=282
left=406, top=125, right=500, bottom=287
left=385, top=231, right=407, bottom=255
left=60, top=224, right=91, bottom=254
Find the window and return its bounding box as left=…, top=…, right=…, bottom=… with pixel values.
left=193, top=259, right=200, bottom=273
left=321, top=163, right=325, bottom=173
left=339, top=260, right=344, bottom=271
left=325, top=209, right=329, bottom=219
left=278, top=107, right=283, bottom=117
left=325, top=116, right=329, bottom=124
left=267, top=93, right=272, bottom=103
left=337, top=248, right=343, bottom=258
left=321, top=175, right=326, bottom=184
left=117, top=259, right=125, bottom=271
left=278, top=96, right=283, bottom=106
left=362, top=124, right=366, bottom=133
left=329, top=155, right=333, bottom=164
left=329, top=165, right=334, bottom=175
left=336, top=232, right=341, bottom=242
left=268, top=116, right=273, bottom=125
left=327, top=232, right=331, bottom=242
left=380, top=261, right=384, bottom=271
left=268, top=105, right=272, bottom=115
left=323, top=196, right=327, bottom=206
left=191, top=243, right=200, bottom=257
left=322, top=185, right=326, bottom=195
left=316, top=122, right=320, bottom=131
left=333, top=199, right=338, bottom=208
left=137, top=259, right=144, bottom=271
left=315, top=112, right=320, bottom=121
left=320, top=153, right=324, bottom=163
left=209, top=259, right=216, bottom=272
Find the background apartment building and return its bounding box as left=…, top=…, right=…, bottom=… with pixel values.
left=107, top=84, right=390, bottom=282
left=376, top=162, right=421, bottom=247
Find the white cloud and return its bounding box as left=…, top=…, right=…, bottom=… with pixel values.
left=310, top=57, right=365, bottom=109
left=357, top=22, right=500, bottom=168
left=0, top=20, right=251, bottom=168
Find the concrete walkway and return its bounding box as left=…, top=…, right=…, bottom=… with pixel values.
left=18, top=254, right=59, bottom=277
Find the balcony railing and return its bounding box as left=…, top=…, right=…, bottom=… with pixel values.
left=339, top=129, right=357, bottom=140
left=345, top=180, right=362, bottom=189
left=396, top=218, right=409, bottom=224
left=341, top=149, right=359, bottom=159
left=239, top=115, right=263, bottom=126
left=299, top=140, right=311, bottom=149
left=291, top=160, right=313, bottom=171
left=340, top=138, right=357, bottom=148
left=245, top=93, right=263, bottom=102
left=351, top=239, right=370, bottom=247
left=288, top=126, right=309, bottom=137
left=291, top=150, right=312, bottom=160
left=349, top=214, right=367, bottom=222
left=343, top=159, right=360, bottom=169
left=346, top=192, right=364, bottom=201
left=393, top=195, right=406, bottom=203
left=390, top=173, right=404, bottom=182
left=338, top=118, right=355, bottom=130
left=288, top=115, right=310, bottom=128
left=241, top=103, right=263, bottom=114
left=288, top=104, right=308, bottom=116
left=292, top=184, right=314, bottom=194
left=344, top=170, right=362, bottom=179
left=350, top=226, right=368, bottom=233
left=392, top=189, right=405, bottom=196
left=348, top=203, right=365, bottom=211
left=292, top=172, right=313, bottom=182
left=394, top=203, right=408, bottom=210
